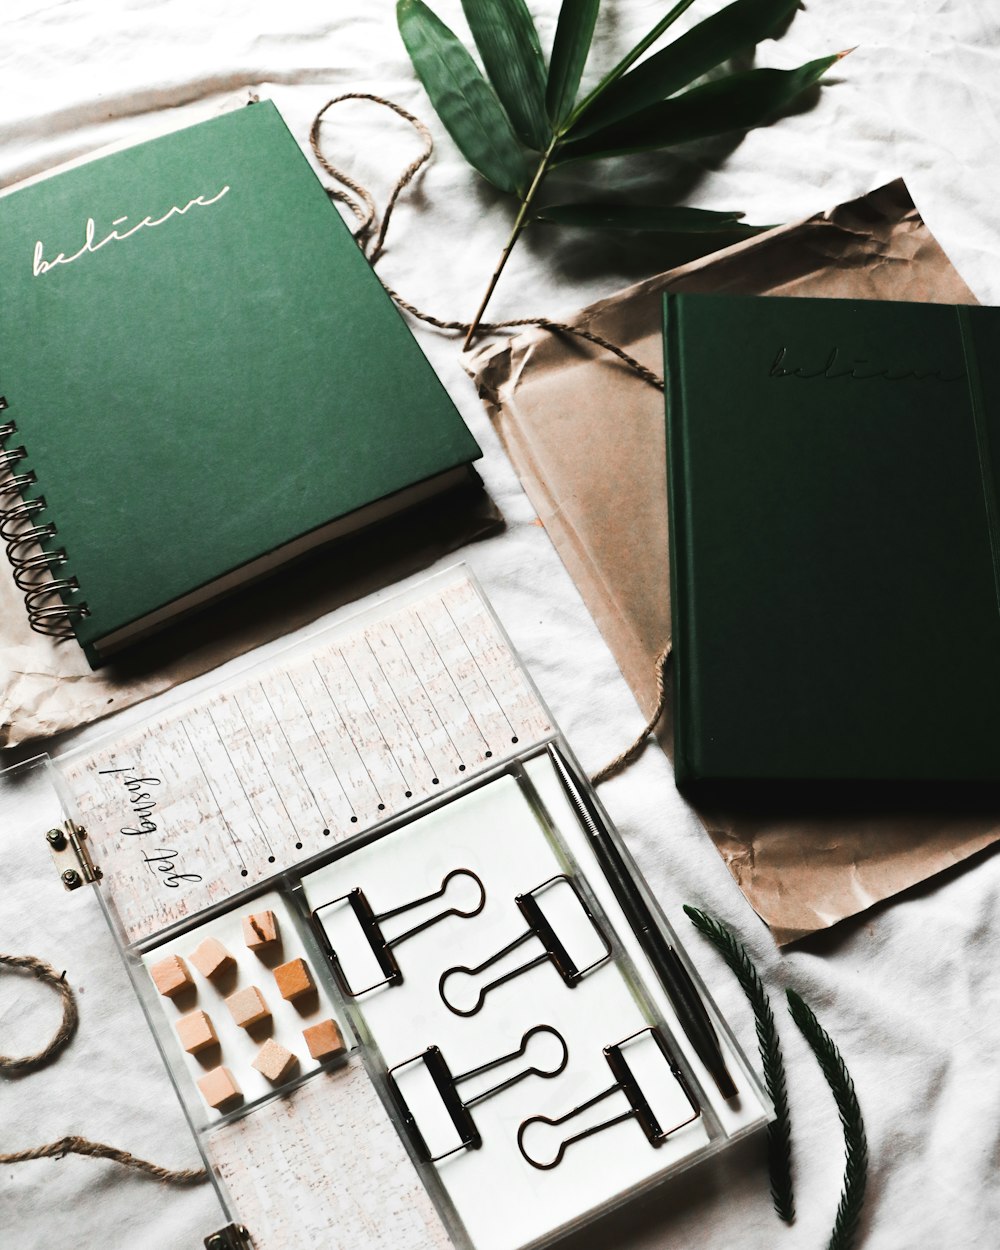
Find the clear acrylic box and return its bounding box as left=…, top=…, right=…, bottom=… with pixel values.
left=2, top=568, right=769, bottom=1250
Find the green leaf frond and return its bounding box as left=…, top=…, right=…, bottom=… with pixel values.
left=787, top=990, right=869, bottom=1250
left=546, top=0, right=601, bottom=128
left=461, top=0, right=551, bottom=150
left=397, top=0, right=847, bottom=341
left=397, top=0, right=532, bottom=195
left=684, top=905, right=794, bottom=1223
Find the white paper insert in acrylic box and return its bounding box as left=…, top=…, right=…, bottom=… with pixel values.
left=300, top=767, right=718, bottom=1250
left=5, top=567, right=768, bottom=1250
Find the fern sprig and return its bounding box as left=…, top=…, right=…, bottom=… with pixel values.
left=683, top=905, right=794, bottom=1222
left=787, top=990, right=868, bottom=1250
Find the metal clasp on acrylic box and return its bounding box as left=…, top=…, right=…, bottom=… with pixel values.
left=204, top=1224, right=253, bottom=1250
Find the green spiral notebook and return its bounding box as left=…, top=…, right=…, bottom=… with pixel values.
left=0, top=101, right=481, bottom=667
left=665, top=291, right=1000, bottom=788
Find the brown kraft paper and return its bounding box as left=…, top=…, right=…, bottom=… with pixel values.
left=470, top=178, right=997, bottom=946
left=0, top=481, right=502, bottom=749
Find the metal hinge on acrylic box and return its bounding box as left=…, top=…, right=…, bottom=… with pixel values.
left=204, top=1225, right=254, bottom=1250
left=5, top=567, right=770, bottom=1250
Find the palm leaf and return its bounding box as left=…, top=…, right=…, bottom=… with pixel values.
left=546, top=0, right=601, bottom=128
left=558, top=53, right=841, bottom=162
left=461, top=0, right=551, bottom=151
left=567, top=0, right=700, bottom=127
left=535, top=201, right=767, bottom=234
left=397, top=0, right=532, bottom=194
left=395, top=0, right=848, bottom=345
left=569, top=0, right=800, bottom=139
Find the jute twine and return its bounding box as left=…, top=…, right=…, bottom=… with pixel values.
left=0, top=953, right=206, bottom=1185
left=309, top=94, right=666, bottom=392
left=590, top=644, right=672, bottom=786
left=310, top=95, right=672, bottom=781
left=0, top=953, right=77, bottom=1073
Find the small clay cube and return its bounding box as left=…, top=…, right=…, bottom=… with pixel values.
left=176, top=1010, right=218, bottom=1055
left=150, top=953, right=193, bottom=999
left=226, top=984, right=270, bottom=1029
left=197, top=1066, right=242, bottom=1110
left=242, top=909, right=279, bottom=951
left=251, top=1038, right=298, bottom=1084
left=274, top=957, right=314, bottom=1002
left=189, top=937, right=235, bottom=981
left=303, top=1018, right=346, bottom=1062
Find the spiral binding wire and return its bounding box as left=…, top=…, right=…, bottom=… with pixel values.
left=0, top=396, right=89, bottom=637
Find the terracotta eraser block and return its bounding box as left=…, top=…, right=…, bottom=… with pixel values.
left=150, top=954, right=193, bottom=999
left=242, top=909, right=279, bottom=951
left=251, top=1038, right=298, bottom=1084
left=274, top=957, right=314, bottom=1002
left=303, top=1018, right=346, bottom=1062
left=176, top=1010, right=218, bottom=1055
left=226, top=985, right=270, bottom=1029
left=197, top=1066, right=242, bottom=1110
left=189, top=937, right=235, bottom=981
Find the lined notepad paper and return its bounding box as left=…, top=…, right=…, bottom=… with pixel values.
left=61, top=576, right=552, bottom=943
left=208, top=1063, right=452, bottom=1250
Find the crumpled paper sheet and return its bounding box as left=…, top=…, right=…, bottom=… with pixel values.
left=471, top=179, right=999, bottom=945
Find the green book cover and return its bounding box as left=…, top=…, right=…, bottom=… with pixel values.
left=664, top=291, right=1000, bottom=787
left=0, top=101, right=481, bottom=665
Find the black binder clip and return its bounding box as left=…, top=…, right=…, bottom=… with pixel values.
left=312, top=868, right=486, bottom=996
left=517, top=1027, right=701, bottom=1171
left=389, top=1025, right=569, bottom=1163
left=438, top=874, right=611, bottom=1017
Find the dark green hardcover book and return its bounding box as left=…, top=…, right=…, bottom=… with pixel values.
left=664, top=291, right=1000, bottom=787
left=0, top=101, right=481, bottom=666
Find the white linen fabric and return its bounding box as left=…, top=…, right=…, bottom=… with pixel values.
left=2, top=2, right=1000, bottom=1248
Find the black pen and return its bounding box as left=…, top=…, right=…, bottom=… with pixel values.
left=546, top=743, right=739, bottom=1102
